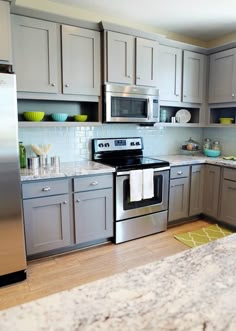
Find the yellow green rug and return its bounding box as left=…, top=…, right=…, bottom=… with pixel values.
left=174, top=224, right=233, bottom=248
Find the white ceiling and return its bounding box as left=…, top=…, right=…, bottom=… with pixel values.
left=49, top=0, right=236, bottom=41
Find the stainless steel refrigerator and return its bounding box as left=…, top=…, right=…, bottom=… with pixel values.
left=0, top=69, right=27, bottom=287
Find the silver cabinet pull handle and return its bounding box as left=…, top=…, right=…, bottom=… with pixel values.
left=42, top=186, right=51, bottom=192
left=232, top=94, right=235, bottom=97
left=127, top=74, right=132, bottom=78
left=177, top=171, right=183, bottom=175
left=65, top=84, right=69, bottom=87
left=51, top=83, right=55, bottom=87
left=90, top=181, right=98, bottom=186
left=76, top=199, right=80, bottom=203
left=63, top=201, right=67, bottom=204
left=136, top=76, right=140, bottom=79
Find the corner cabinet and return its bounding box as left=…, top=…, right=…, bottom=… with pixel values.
left=208, top=48, right=236, bottom=103
left=73, top=174, right=113, bottom=244
left=105, top=30, right=158, bottom=87
left=219, top=168, right=236, bottom=227
left=22, top=179, right=72, bottom=256
left=189, top=164, right=204, bottom=216
left=0, top=0, right=12, bottom=63
left=203, top=165, right=221, bottom=219
left=11, top=15, right=101, bottom=98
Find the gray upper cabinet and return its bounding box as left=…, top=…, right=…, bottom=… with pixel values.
left=182, top=51, right=206, bottom=103
left=61, top=25, right=100, bottom=96
left=106, top=31, right=134, bottom=84
left=208, top=48, right=236, bottom=103
left=189, top=164, right=204, bottom=216
left=11, top=15, right=59, bottom=94
left=0, top=0, right=12, bottom=63
left=106, top=31, right=158, bottom=87
left=157, top=45, right=182, bottom=102
left=203, top=165, right=221, bottom=219
left=219, top=168, right=236, bottom=227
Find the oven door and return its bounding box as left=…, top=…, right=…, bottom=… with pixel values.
left=116, top=168, right=169, bottom=221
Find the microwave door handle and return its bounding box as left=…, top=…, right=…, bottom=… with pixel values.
left=148, top=97, right=152, bottom=121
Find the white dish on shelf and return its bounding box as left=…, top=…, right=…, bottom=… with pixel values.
left=175, top=109, right=191, bottom=123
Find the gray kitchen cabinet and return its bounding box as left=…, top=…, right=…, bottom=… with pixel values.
left=11, top=15, right=59, bottom=94
left=168, top=166, right=190, bottom=222
left=0, top=0, right=11, bottom=63
left=106, top=31, right=158, bottom=87
left=157, top=45, right=182, bottom=102
left=208, top=49, right=236, bottom=103
left=73, top=174, right=113, bottom=244
left=189, top=164, right=204, bottom=216
left=61, top=25, right=100, bottom=96
left=219, top=168, right=236, bottom=227
left=203, top=165, right=221, bottom=219
left=22, top=179, right=71, bottom=256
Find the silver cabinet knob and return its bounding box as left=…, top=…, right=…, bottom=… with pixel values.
left=63, top=201, right=67, bottom=204
left=76, top=199, right=81, bottom=203
left=90, top=181, right=98, bottom=186
left=177, top=171, right=183, bottom=175
left=65, top=84, right=69, bottom=87
left=127, top=74, right=132, bottom=78
left=175, top=94, right=179, bottom=96
left=51, top=83, right=55, bottom=87
left=136, top=76, right=141, bottom=79
left=42, top=186, right=51, bottom=192
left=232, top=94, right=235, bottom=97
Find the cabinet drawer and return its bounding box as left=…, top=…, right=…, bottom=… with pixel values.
left=170, top=166, right=190, bottom=179
left=22, top=179, right=69, bottom=199
left=223, top=167, right=236, bottom=181
left=74, top=174, right=113, bottom=192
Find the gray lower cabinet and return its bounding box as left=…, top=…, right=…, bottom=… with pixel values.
left=189, top=164, right=204, bottom=216
left=73, top=174, right=113, bottom=244
left=168, top=166, right=190, bottom=222
left=0, top=0, right=11, bottom=63
left=203, top=165, right=221, bottom=219
left=219, top=168, right=236, bottom=227
left=22, top=179, right=71, bottom=256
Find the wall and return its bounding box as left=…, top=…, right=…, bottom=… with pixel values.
left=18, top=125, right=203, bottom=162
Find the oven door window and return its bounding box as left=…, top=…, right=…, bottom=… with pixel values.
left=111, top=96, right=148, bottom=118
left=123, top=174, right=163, bottom=210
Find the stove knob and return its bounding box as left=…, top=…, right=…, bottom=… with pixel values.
left=136, top=141, right=140, bottom=146
left=105, top=143, right=110, bottom=147
left=130, top=142, right=135, bottom=146
left=98, top=143, right=104, bottom=148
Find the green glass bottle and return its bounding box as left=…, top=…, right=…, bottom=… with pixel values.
left=19, top=142, right=26, bottom=168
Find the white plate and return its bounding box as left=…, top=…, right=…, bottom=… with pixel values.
left=175, top=109, right=191, bottom=123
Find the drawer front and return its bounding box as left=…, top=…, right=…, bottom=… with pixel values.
left=22, top=179, right=69, bottom=199
left=74, top=174, right=113, bottom=192
left=170, top=166, right=190, bottom=179
left=223, top=167, right=236, bottom=181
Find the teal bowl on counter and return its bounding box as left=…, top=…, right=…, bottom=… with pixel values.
left=204, top=149, right=221, bottom=157
left=51, top=113, right=68, bottom=122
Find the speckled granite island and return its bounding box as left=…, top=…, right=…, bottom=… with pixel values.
left=0, top=234, right=235, bottom=331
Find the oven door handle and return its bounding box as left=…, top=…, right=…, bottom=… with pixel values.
left=116, top=166, right=170, bottom=176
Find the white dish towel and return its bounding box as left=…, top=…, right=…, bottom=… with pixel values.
left=129, top=169, right=143, bottom=202
left=142, top=168, right=154, bottom=199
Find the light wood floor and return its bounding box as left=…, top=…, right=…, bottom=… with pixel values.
left=0, top=219, right=211, bottom=310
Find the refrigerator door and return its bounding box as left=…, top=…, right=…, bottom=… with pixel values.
left=0, top=73, right=27, bottom=286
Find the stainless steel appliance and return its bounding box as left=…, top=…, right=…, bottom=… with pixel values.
left=92, top=137, right=170, bottom=243
left=103, top=83, right=159, bottom=123
left=0, top=68, right=27, bottom=287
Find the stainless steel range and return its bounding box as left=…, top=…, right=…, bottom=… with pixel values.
left=92, top=137, right=170, bottom=243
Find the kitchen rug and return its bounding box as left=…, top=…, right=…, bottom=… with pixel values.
left=174, top=224, right=233, bottom=248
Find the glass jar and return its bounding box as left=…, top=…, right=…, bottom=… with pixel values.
left=203, top=138, right=212, bottom=150
left=19, top=142, right=26, bottom=168
left=182, top=137, right=200, bottom=151
left=212, top=141, right=221, bottom=151
left=160, top=109, right=167, bottom=122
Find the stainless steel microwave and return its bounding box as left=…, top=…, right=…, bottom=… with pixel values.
left=103, top=84, right=159, bottom=123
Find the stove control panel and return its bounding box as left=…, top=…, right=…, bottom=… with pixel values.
left=94, top=138, right=143, bottom=152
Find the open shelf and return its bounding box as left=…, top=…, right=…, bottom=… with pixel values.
left=209, top=106, right=236, bottom=126
left=159, top=106, right=200, bottom=125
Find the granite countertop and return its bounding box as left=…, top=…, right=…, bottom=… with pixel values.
left=20, top=161, right=115, bottom=181
left=0, top=234, right=235, bottom=330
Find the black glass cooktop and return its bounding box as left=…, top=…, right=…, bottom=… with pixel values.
left=98, top=157, right=169, bottom=171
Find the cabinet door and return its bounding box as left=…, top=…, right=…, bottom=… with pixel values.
left=106, top=31, right=134, bottom=84
left=220, top=179, right=236, bottom=227
left=168, top=177, right=189, bottom=222
left=62, top=25, right=100, bottom=96
left=0, top=0, right=11, bottom=63
left=182, top=51, right=206, bottom=103
left=157, top=45, right=182, bottom=102
left=136, top=38, right=158, bottom=87
left=203, top=165, right=221, bottom=219
left=23, top=194, right=71, bottom=255
left=74, top=189, right=113, bottom=244
left=208, top=49, right=236, bottom=103
left=189, top=165, right=204, bottom=216
left=11, top=15, right=59, bottom=93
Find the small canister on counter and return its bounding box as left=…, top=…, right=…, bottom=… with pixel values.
left=212, top=141, right=221, bottom=151
left=203, top=138, right=212, bottom=150
left=27, top=156, right=39, bottom=169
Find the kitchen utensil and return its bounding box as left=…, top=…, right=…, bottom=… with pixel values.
left=74, top=114, right=88, bottom=122
left=31, top=144, right=52, bottom=156
left=175, top=109, right=191, bottom=123
left=204, top=149, right=221, bottom=157
left=50, top=156, right=60, bottom=168
left=51, top=113, right=68, bottom=122
left=23, top=111, right=45, bottom=121
left=219, top=117, right=234, bottom=124
left=27, top=156, right=39, bottom=169
left=39, top=155, right=48, bottom=167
